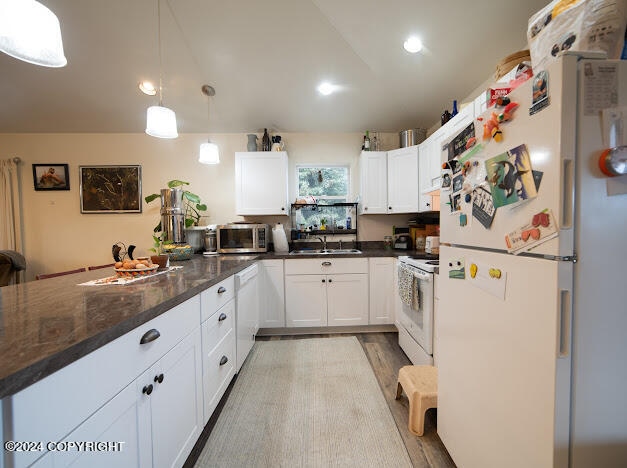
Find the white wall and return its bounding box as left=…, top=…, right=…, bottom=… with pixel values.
left=1, top=132, right=415, bottom=279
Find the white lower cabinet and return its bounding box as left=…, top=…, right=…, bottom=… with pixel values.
left=201, top=300, right=236, bottom=422
left=285, top=258, right=369, bottom=327
left=368, top=257, right=395, bottom=324
left=259, top=259, right=285, bottom=328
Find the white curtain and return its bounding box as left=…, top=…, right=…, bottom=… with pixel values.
left=0, top=158, right=23, bottom=252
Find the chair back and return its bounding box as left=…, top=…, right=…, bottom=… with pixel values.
left=36, top=268, right=87, bottom=280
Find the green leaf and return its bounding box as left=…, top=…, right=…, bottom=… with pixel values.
left=168, top=180, right=189, bottom=188
left=145, top=193, right=160, bottom=203
left=196, top=204, right=207, bottom=212
left=184, top=192, right=201, bottom=203
left=185, top=218, right=195, bottom=228
left=153, top=222, right=162, bottom=233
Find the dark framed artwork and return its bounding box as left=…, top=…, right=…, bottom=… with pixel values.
left=79, top=165, right=142, bottom=213
left=33, top=164, right=70, bottom=191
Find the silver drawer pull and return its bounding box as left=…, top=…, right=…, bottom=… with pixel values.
left=217, top=286, right=226, bottom=294
left=219, top=355, right=228, bottom=366
left=321, top=261, right=332, bottom=266
left=140, top=329, right=160, bottom=344
left=218, top=312, right=227, bottom=322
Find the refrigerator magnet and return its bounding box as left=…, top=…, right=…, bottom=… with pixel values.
left=530, top=70, right=550, bottom=115
left=504, top=208, right=559, bottom=254
left=448, top=258, right=465, bottom=279
left=472, top=185, right=496, bottom=229
left=467, top=258, right=507, bottom=300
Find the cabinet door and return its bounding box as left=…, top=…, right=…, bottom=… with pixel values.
left=52, top=381, right=150, bottom=468
left=387, top=146, right=419, bottom=213
left=368, top=257, right=394, bottom=324
left=151, top=329, right=203, bottom=468
left=259, top=259, right=285, bottom=328
left=326, top=274, right=369, bottom=326
left=418, top=139, right=433, bottom=212
left=235, top=152, right=288, bottom=215
left=285, top=275, right=327, bottom=327
left=359, top=151, right=388, bottom=214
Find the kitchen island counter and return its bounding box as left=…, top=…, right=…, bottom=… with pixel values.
left=0, top=255, right=258, bottom=399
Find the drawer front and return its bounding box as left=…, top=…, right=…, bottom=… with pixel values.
left=201, top=276, right=235, bottom=322
left=202, top=329, right=236, bottom=422
left=201, top=299, right=234, bottom=358
left=284, top=258, right=368, bottom=275
left=6, top=295, right=200, bottom=468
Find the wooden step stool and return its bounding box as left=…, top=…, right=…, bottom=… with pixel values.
left=395, top=365, right=438, bottom=436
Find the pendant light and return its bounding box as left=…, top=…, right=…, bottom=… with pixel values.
left=198, top=84, right=220, bottom=164
left=0, top=0, right=67, bottom=67
left=145, top=0, right=178, bottom=139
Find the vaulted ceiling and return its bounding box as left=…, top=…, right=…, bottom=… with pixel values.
left=0, top=0, right=548, bottom=134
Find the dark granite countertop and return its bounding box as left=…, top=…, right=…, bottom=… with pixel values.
left=0, top=255, right=258, bottom=399
left=0, top=248, right=429, bottom=399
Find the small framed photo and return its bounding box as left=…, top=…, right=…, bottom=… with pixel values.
left=79, top=165, right=142, bottom=214
left=33, top=164, right=70, bottom=191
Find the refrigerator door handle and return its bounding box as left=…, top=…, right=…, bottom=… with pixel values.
left=557, top=289, right=572, bottom=358
left=560, top=159, right=574, bottom=229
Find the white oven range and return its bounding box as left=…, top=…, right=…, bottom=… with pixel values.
left=396, top=256, right=438, bottom=366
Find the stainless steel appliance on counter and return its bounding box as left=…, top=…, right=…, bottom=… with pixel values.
left=217, top=223, right=269, bottom=253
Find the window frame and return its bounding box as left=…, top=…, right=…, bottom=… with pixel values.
left=294, top=164, right=350, bottom=204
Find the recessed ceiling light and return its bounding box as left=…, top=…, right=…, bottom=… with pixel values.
left=317, top=82, right=336, bottom=96
left=403, top=36, right=423, bottom=54
left=139, top=81, right=157, bottom=96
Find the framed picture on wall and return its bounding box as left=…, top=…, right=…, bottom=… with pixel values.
left=79, top=165, right=142, bottom=213
left=32, top=164, right=70, bottom=191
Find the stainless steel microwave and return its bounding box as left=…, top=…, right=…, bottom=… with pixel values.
left=216, top=223, right=270, bottom=253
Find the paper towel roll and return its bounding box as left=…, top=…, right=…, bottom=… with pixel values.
left=272, top=224, right=289, bottom=253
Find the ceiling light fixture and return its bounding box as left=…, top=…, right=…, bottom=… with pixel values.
left=403, top=36, right=423, bottom=54
left=0, top=0, right=67, bottom=67
left=317, top=82, right=336, bottom=96
left=145, top=0, right=178, bottom=139
left=198, top=84, right=219, bottom=165
left=139, top=81, right=157, bottom=96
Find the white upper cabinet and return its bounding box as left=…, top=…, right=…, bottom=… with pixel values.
left=359, top=151, right=388, bottom=214
left=387, top=146, right=419, bottom=214
left=235, top=152, right=288, bottom=215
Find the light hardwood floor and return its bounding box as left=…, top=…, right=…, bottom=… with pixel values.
left=186, top=332, right=456, bottom=468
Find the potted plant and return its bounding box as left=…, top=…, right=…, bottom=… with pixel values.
left=148, top=233, right=170, bottom=268
left=320, top=218, right=327, bottom=231
left=145, top=180, right=208, bottom=253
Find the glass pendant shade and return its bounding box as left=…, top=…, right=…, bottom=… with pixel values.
left=0, top=0, right=67, bottom=67
left=145, top=105, right=178, bottom=139
left=199, top=141, right=220, bottom=164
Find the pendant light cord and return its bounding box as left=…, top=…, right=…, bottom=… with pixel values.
left=157, top=0, right=163, bottom=105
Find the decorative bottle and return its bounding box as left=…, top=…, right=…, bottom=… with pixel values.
left=262, top=128, right=271, bottom=151
left=364, top=131, right=371, bottom=151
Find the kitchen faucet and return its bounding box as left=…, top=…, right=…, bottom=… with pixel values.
left=316, top=236, right=327, bottom=250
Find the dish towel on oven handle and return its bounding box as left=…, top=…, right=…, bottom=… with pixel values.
left=397, top=264, right=420, bottom=311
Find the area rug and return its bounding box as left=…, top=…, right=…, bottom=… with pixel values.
left=195, top=337, right=412, bottom=467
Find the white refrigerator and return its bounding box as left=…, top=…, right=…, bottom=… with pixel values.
left=437, top=54, right=627, bottom=468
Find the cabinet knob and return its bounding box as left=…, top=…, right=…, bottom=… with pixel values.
left=218, top=312, right=227, bottom=322
left=388, top=206, right=392, bottom=210
left=217, top=286, right=226, bottom=294
left=321, top=279, right=326, bottom=283
left=219, top=355, right=228, bottom=366
left=426, top=202, right=430, bottom=207
left=140, top=329, right=160, bottom=345
left=142, top=384, right=153, bottom=395
left=328, top=279, right=333, bottom=283
left=154, top=373, right=164, bottom=384
left=321, top=261, right=332, bottom=266
left=364, top=207, right=368, bottom=211
left=281, top=207, right=285, bottom=211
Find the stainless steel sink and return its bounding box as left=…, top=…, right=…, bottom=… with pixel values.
left=288, top=248, right=362, bottom=255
